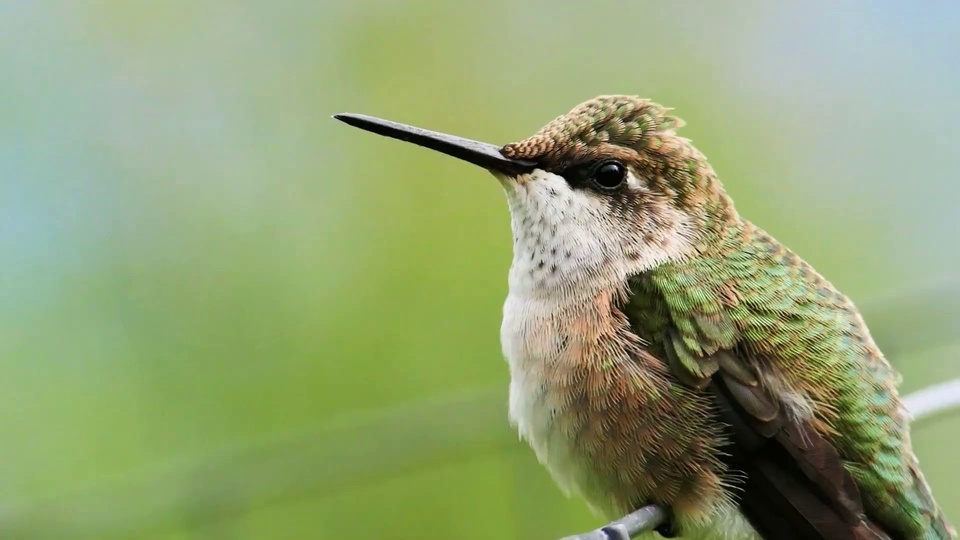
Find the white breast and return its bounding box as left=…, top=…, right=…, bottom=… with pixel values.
left=501, top=292, right=760, bottom=540
left=501, top=291, right=587, bottom=498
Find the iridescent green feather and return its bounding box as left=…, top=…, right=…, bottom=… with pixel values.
left=626, top=222, right=953, bottom=540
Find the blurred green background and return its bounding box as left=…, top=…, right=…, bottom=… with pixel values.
left=2, top=2, right=959, bottom=539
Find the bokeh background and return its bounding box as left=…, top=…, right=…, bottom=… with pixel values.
left=2, top=2, right=959, bottom=539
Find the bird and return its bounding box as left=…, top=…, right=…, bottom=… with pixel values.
left=334, top=95, right=955, bottom=540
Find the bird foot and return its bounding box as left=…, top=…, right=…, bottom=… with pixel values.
left=557, top=505, right=668, bottom=540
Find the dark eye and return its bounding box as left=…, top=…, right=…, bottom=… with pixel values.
left=591, top=160, right=627, bottom=190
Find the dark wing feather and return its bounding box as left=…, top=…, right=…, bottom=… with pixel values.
left=710, top=349, right=891, bottom=540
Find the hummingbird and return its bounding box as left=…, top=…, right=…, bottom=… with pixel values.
left=334, top=96, right=955, bottom=540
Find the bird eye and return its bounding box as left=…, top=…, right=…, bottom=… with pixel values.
left=592, top=161, right=627, bottom=190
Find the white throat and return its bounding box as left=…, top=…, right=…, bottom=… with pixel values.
left=496, top=169, right=696, bottom=302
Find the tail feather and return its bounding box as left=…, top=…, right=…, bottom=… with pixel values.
left=907, top=463, right=955, bottom=540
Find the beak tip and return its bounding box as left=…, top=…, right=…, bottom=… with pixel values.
left=333, top=113, right=376, bottom=131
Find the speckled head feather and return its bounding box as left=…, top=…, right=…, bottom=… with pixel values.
left=502, top=95, right=738, bottom=246
left=502, top=95, right=685, bottom=171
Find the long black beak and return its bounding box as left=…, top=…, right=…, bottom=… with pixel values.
left=333, top=113, right=536, bottom=176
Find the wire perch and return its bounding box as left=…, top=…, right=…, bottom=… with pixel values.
left=559, top=380, right=960, bottom=540
left=904, top=379, right=960, bottom=422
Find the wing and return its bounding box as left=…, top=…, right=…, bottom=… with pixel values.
left=626, top=226, right=895, bottom=540
left=709, top=348, right=889, bottom=540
